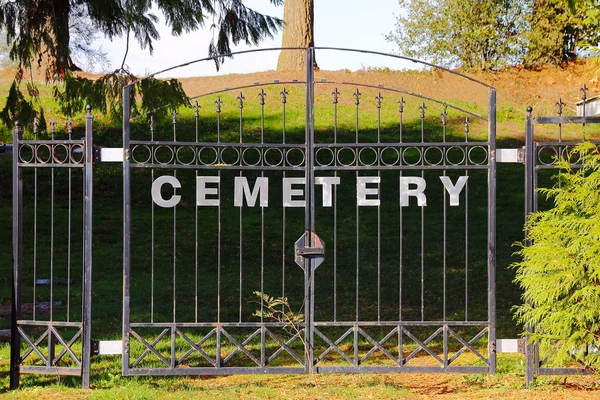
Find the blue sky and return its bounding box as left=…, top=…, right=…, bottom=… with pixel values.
left=98, top=0, right=411, bottom=78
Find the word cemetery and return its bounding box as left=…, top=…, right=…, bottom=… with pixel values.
left=151, top=175, right=469, bottom=208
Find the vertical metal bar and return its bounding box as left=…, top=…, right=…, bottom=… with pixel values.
left=172, top=110, right=177, bottom=325
left=10, top=122, right=23, bottom=390
left=557, top=98, right=564, bottom=142
left=194, top=104, right=199, bottom=323
left=172, top=110, right=178, bottom=369
left=48, top=331, right=56, bottom=368
left=376, top=92, right=382, bottom=322
left=216, top=326, right=222, bottom=368
left=354, top=88, right=360, bottom=368
left=487, top=88, right=497, bottom=374
left=171, top=326, right=176, bottom=368
left=420, top=102, right=426, bottom=321
left=443, top=325, right=449, bottom=368
left=50, top=122, right=55, bottom=323
left=122, top=85, right=132, bottom=376
left=398, top=326, right=404, bottom=367
left=332, top=88, right=339, bottom=322
left=442, top=109, right=447, bottom=322
left=82, top=105, right=94, bottom=388
left=259, top=89, right=266, bottom=367
left=397, top=99, right=405, bottom=360
left=398, top=98, right=404, bottom=323
left=305, top=47, right=315, bottom=372
left=216, top=96, right=223, bottom=370
left=33, top=120, right=38, bottom=321
left=237, top=93, right=244, bottom=324
left=465, top=118, right=470, bottom=321
left=150, top=116, right=155, bottom=323
left=281, top=88, right=287, bottom=314
left=354, top=89, right=360, bottom=327
left=524, top=106, right=535, bottom=387
left=67, top=119, right=72, bottom=322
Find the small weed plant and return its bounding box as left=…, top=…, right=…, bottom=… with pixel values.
left=252, top=291, right=312, bottom=372
left=513, top=141, right=600, bottom=370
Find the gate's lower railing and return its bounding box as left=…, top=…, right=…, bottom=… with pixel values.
left=10, top=108, right=94, bottom=389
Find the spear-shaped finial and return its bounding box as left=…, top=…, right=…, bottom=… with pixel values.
left=258, top=88, right=266, bottom=106
left=353, top=89, right=361, bottom=106
left=375, top=92, right=383, bottom=109
left=398, top=97, right=406, bottom=113
left=581, top=84, right=588, bottom=102
left=556, top=98, right=564, bottom=116
left=420, top=102, right=427, bottom=119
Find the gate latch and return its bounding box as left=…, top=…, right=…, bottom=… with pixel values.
left=294, top=231, right=325, bottom=271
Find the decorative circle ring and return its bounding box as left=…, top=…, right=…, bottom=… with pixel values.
left=336, top=147, right=357, bottom=167
left=154, top=145, right=175, bottom=165
left=131, top=145, right=152, bottom=164
left=381, top=147, right=400, bottom=166
left=402, top=146, right=422, bottom=166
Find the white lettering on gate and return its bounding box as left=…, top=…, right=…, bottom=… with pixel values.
left=357, top=176, right=380, bottom=206
left=282, top=177, right=305, bottom=207
left=400, top=176, right=427, bottom=207
left=151, top=175, right=469, bottom=208
left=315, top=177, right=340, bottom=207
left=234, top=177, right=269, bottom=207
left=196, top=176, right=220, bottom=206
left=151, top=175, right=181, bottom=208
left=439, top=176, right=469, bottom=206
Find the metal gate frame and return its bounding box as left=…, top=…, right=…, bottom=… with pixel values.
left=9, top=47, right=499, bottom=387
left=523, top=104, right=600, bottom=386
left=10, top=109, right=94, bottom=389
left=120, top=47, right=498, bottom=376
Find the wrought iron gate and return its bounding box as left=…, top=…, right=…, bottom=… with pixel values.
left=10, top=110, right=94, bottom=388
left=121, top=48, right=497, bottom=375
left=523, top=102, right=600, bottom=386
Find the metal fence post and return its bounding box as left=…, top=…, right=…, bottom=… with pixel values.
left=524, top=106, right=535, bottom=387
left=122, top=84, right=132, bottom=376
left=82, top=106, right=94, bottom=388
left=304, top=46, right=316, bottom=373
left=10, top=121, right=23, bottom=390
left=488, top=87, right=497, bottom=374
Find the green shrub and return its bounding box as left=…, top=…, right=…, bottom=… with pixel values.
left=513, top=141, right=600, bottom=370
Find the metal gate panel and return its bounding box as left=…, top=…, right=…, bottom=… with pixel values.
left=121, top=50, right=312, bottom=375
left=307, top=64, right=496, bottom=372
left=121, top=47, right=497, bottom=376
left=10, top=110, right=94, bottom=388
left=524, top=105, right=600, bottom=385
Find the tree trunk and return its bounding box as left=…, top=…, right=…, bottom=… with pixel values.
left=276, top=0, right=317, bottom=71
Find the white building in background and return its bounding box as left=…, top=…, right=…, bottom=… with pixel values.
left=576, top=95, right=600, bottom=116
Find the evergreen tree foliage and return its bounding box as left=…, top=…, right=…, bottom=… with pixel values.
left=0, top=0, right=283, bottom=128
left=513, top=142, right=600, bottom=370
